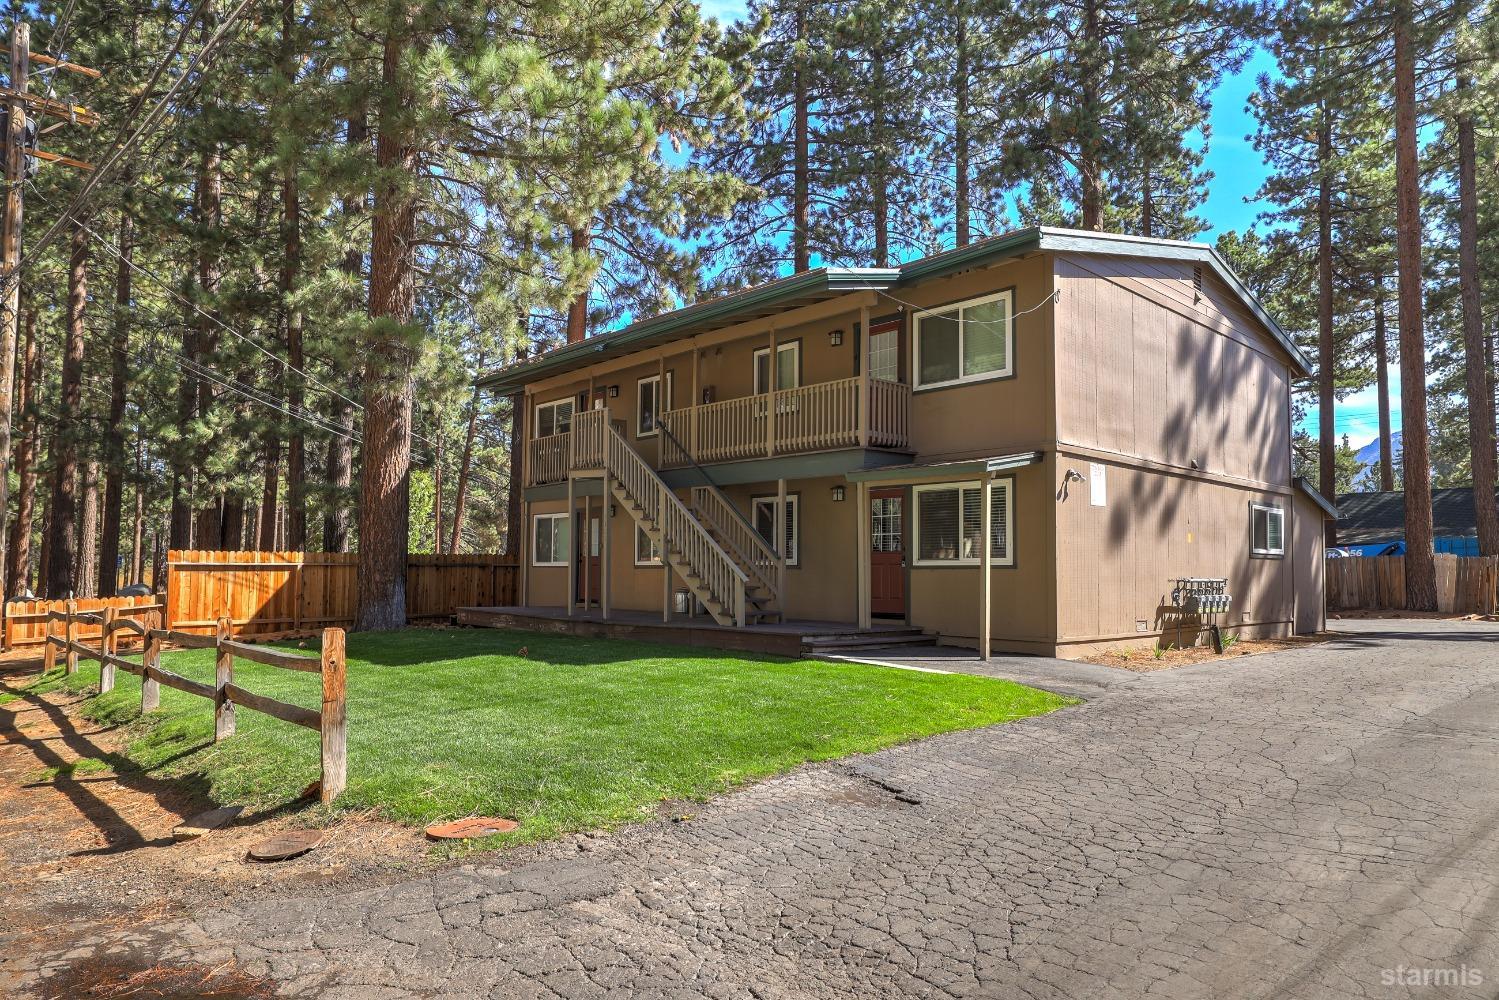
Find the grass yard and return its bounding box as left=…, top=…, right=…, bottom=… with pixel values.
left=21, top=628, right=1070, bottom=845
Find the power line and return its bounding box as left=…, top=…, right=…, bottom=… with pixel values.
left=4, top=0, right=254, bottom=297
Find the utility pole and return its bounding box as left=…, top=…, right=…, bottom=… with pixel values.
left=0, top=21, right=29, bottom=597
left=0, top=23, right=96, bottom=596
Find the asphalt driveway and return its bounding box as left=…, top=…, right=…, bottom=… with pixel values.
left=21, top=618, right=1499, bottom=999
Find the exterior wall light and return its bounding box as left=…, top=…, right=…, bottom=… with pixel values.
left=608, top=385, right=620, bottom=398
left=828, top=328, right=844, bottom=347
left=831, top=485, right=846, bottom=502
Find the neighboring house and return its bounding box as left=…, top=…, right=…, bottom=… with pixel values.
left=477, top=227, right=1335, bottom=658
left=1336, top=488, right=1499, bottom=557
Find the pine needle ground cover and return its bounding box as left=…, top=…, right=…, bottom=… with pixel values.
left=35, top=628, right=1070, bottom=845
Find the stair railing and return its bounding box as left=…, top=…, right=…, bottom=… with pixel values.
left=603, top=423, right=748, bottom=626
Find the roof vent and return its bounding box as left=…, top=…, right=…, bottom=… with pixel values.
left=1192, top=265, right=1204, bottom=303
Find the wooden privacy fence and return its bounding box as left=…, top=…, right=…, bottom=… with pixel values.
left=4, top=594, right=160, bottom=651
left=1328, top=554, right=1499, bottom=615
left=43, top=602, right=348, bottom=803
left=165, top=550, right=518, bottom=637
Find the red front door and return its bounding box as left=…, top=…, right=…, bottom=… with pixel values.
left=870, top=488, right=906, bottom=617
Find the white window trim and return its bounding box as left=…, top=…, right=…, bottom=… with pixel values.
left=751, top=494, right=800, bottom=567
left=753, top=341, right=801, bottom=394
left=911, top=289, right=1014, bottom=390
left=533, top=397, right=574, bottom=439
left=1250, top=502, right=1285, bottom=557
left=636, top=372, right=673, bottom=438
left=531, top=512, right=569, bottom=567
left=634, top=524, right=663, bottom=567
left=911, top=480, right=1015, bottom=567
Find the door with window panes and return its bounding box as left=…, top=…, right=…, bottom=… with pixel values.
left=870, top=488, right=906, bottom=616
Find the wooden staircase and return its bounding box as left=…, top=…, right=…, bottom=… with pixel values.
left=689, top=486, right=784, bottom=624
left=602, top=423, right=751, bottom=627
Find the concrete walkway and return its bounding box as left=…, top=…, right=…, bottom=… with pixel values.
left=22, top=618, right=1499, bottom=998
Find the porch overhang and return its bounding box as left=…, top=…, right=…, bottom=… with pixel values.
left=844, top=451, right=1045, bottom=483
left=660, top=447, right=915, bottom=490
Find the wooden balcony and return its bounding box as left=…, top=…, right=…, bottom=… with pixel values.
left=525, top=378, right=911, bottom=486
left=659, top=375, right=910, bottom=469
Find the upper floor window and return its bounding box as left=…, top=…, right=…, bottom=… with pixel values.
left=869, top=323, right=900, bottom=383
left=1251, top=503, right=1284, bottom=557
left=534, top=397, right=573, bottom=438
left=754, top=341, right=800, bottom=394
left=637, top=373, right=673, bottom=437
left=914, top=290, right=1013, bottom=389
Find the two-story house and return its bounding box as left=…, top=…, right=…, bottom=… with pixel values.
left=468, top=227, right=1336, bottom=659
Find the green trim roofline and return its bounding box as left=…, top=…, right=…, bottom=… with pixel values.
left=478, top=227, right=1311, bottom=394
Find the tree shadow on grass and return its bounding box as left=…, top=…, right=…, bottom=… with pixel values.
left=337, top=626, right=799, bottom=670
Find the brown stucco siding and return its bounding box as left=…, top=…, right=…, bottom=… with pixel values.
left=900, top=254, right=1057, bottom=462
left=1053, top=254, right=1292, bottom=490
left=903, top=458, right=1057, bottom=648
left=1052, top=455, right=1294, bottom=646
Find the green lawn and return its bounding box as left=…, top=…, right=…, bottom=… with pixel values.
left=15, top=628, right=1070, bottom=844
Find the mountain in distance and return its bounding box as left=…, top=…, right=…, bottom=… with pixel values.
left=1352, top=431, right=1401, bottom=490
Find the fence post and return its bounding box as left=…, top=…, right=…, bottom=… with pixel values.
left=214, top=616, right=235, bottom=741
left=64, top=600, right=78, bottom=675
left=42, top=610, right=56, bottom=674
left=99, top=606, right=117, bottom=694
left=319, top=627, right=347, bottom=804
left=141, top=610, right=161, bottom=713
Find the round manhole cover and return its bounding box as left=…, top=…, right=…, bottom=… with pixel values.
left=248, top=829, right=324, bottom=862
left=425, top=817, right=519, bottom=840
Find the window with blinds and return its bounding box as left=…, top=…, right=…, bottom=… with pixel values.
left=913, top=481, right=1013, bottom=566
left=752, top=495, right=800, bottom=566
left=1251, top=503, right=1285, bottom=556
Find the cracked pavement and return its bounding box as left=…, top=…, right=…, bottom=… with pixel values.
left=19, top=618, right=1499, bottom=998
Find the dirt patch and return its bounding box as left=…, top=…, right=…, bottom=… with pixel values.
left=33, top=952, right=277, bottom=999
left=0, top=663, right=441, bottom=997
left=1081, top=633, right=1335, bottom=672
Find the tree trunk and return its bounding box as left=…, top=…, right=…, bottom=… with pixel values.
left=99, top=206, right=132, bottom=596
left=1392, top=2, right=1435, bottom=610
left=129, top=437, right=145, bottom=584
left=44, top=220, right=88, bottom=597
left=792, top=0, right=810, bottom=272
left=1455, top=73, right=1498, bottom=554
left=5, top=300, right=38, bottom=596
left=281, top=0, right=307, bottom=551
left=259, top=433, right=281, bottom=548
left=222, top=496, right=245, bottom=550
left=1373, top=276, right=1394, bottom=492
left=1140, top=145, right=1154, bottom=239
left=1316, top=102, right=1336, bottom=544
left=432, top=432, right=443, bottom=553
left=77, top=460, right=100, bottom=596
left=36, top=495, right=51, bottom=597
left=150, top=525, right=162, bottom=591
left=324, top=112, right=365, bottom=554
left=1078, top=0, right=1104, bottom=231
left=566, top=226, right=589, bottom=343
left=448, top=374, right=483, bottom=555
left=357, top=19, right=418, bottom=631
left=953, top=7, right=969, bottom=247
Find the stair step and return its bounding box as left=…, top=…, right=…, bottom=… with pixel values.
left=802, top=631, right=929, bottom=649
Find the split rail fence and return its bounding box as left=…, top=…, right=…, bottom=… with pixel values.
left=42, top=602, right=348, bottom=803
left=1327, top=554, right=1499, bottom=615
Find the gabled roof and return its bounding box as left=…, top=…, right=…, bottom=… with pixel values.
left=1335, top=487, right=1498, bottom=544
left=478, top=226, right=1309, bottom=394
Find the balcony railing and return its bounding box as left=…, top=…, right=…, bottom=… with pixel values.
left=659, top=375, right=911, bottom=469
left=525, top=378, right=911, bottom=486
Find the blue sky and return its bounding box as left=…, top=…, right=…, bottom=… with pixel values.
left=694, top=7, right=1388, bottom=447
